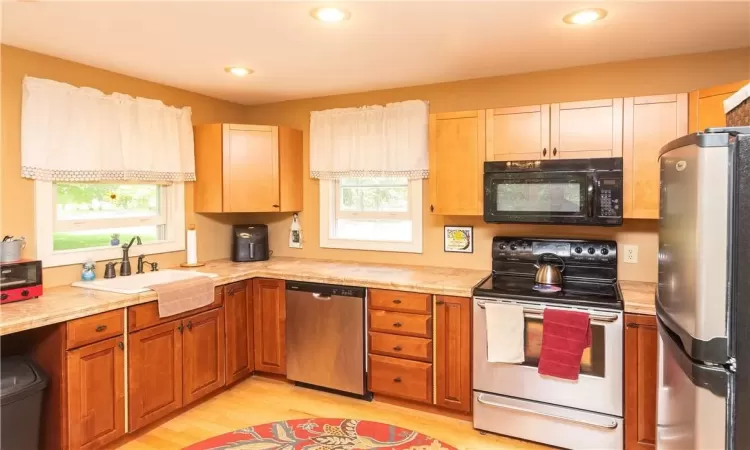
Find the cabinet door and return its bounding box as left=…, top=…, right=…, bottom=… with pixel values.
left=551, top=99, right=624, bottom=159
left=625, top=314, right=657, bottom=450
left=183, top=308, right=226, bottom=405
left=623, top=95, right=688, bottom=219
left=225, top=281, right=254, bottom=384
left=689, top=80, right=749, bottom=133
left=223, top=124, right=280, bottom=212
left=128, top=319, right=183, bottom=432
left=434, top=296, right=471, bottom=413
left=486, top=105, right=550, bottom=161
left=428, top=111, right=485, bottom=215
left=253, top=278, right=287, bottom=374
left=67, top=336, right=125, bottom=450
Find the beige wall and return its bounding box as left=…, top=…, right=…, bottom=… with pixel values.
left=0, top=45, right=247, bottom=286
left=243, top=47, right=750, bottom=283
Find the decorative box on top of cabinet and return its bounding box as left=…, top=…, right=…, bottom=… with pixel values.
left=689, top=80, right=750, bottom=133
left=193, top=123, right=303, bottom=213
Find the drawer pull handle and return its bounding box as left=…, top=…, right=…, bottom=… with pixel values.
left=393, top=377, right=402, bottom=383
left=393, top=346, right=403, bottom=351
left=393, top=299, right=402, bottom=304
left=118, top=342, right=124, bottom=350
left=393, top=322, right=403, bottom=328
left=436, top=299, right=445, bottom=305
left=95, top=325, right=107, bottom=332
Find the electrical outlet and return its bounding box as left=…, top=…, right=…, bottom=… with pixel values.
left=623, top=245, right=639, bottom=264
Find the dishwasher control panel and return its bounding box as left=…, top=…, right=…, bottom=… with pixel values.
left=286, top=281, right=365, bottom=298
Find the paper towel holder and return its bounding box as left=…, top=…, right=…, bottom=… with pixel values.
left=181, top=224, right=205, bottom=267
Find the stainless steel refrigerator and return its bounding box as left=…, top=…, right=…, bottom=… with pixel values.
left=657, top=127, right=750, bottom=450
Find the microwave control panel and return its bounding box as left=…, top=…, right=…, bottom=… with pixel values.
left=598, top=178, right=622, bottom=218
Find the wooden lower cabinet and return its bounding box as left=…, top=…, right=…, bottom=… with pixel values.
left=225, top=281, right=254, bottom=384
left=435, top=296, right=472, bottom=413
left=625, top=313, right=658, bottom=450
left=66, top=335, right=126, bottom=450
left=253, top=278, right=286, bottom=374
left=369, top=354, right=433, bottom=404
left=183, top=309, right=225, bottom=405
left=128, top=319, right=184, bottom=432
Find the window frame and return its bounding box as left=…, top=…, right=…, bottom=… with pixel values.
left=35, top=181, right=186, bottom=267
left=319, top=178, right=423, bottom=253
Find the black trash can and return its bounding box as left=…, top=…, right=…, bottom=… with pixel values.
left=1, top=356, right=48, bottom=450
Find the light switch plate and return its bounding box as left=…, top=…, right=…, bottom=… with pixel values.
left=623, top=245, right=639, bottom=264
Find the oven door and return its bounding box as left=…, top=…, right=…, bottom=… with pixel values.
left=473, top=296, right=623, bottom=416
left=484, top=171, right=593, bottom=224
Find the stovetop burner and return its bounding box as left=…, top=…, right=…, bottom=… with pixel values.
left=474, top=274, right=623, bottom=310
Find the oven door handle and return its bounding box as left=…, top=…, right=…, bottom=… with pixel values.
left=476, top=301, right=619, bottom=323
left=476, top=394, right=619, bottom=430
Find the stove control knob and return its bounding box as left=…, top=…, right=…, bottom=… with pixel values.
left=587, top=247, right=596, bottom=255
left=0, top=294, right=7, bottom=301
left=499, top=244, right=506, bottom=250
left=21, top=289, right=29, bottom=297
left=574, top=247, right=583, bottom=254
left=601, top=248, right=609, bottom=256
left=510, top=243, right=518, bottom=251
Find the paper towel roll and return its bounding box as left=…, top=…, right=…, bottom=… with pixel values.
left=186, top=229, right=198, bottom=264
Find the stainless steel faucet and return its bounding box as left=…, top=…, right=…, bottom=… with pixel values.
left=120, top=236, right=142, bottom=276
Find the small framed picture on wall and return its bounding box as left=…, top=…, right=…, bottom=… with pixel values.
left=444, top=226, right=473, bottom=253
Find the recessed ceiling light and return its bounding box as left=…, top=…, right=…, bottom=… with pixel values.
left=563, top=8, right=607, bottom=25
left=225, top=66, right=253, bottom=77
left=310, top=7, right=351, bottom=23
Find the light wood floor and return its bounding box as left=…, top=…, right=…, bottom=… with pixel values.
left=118, top=376, right=550, bottom=450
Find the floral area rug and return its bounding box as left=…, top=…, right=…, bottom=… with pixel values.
left=183, top=418, right=457, bottom=450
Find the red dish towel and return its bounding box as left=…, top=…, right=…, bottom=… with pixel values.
left=538, top=308, right=591, bottom=380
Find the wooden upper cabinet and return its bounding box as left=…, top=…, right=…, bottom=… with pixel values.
left=182, top=309, right=225, bottom=406
left=224, top=281, right=254, bottom=385
left=193, top=123, right=302, bottom=213
left=625, top=314, right=658, bottom=450
left=486, top=105, right=550, bottom=161
left=623, top=94, right=688, bottom=219
left=253, top=278, right=287, bottom=375
left=66, top=336, right=125, bottom=450
left=435, top=296, right=472, bottom=413
left=428, top=111, right=485, bottom=215
left=551, top=99, right=624, bottom=159
left=689, top=80, right=749, bottom=133
left=128, top=319, right=183, bottom=432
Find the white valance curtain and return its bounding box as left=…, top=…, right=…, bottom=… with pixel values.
left=309, top=100, right=429, bottom=180
left=21, top=76, right=195, bottom=183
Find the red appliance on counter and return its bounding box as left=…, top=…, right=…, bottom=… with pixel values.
left=0, top=260, right=43, bottom=304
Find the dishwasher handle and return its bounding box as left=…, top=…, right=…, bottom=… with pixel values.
left=312, top=292, right=332, bottom=301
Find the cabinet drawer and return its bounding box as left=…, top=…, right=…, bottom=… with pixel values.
left=67, top=309, right=124, bottom=350
left=128, top=286, right=223, bottom=333
left=369, top=289, right=431, bottom=314
left=369, top=310, right=431, bottom=338
left=368, top=354, right=432, bottom=404
left=369, top=332, right=432, bottom=362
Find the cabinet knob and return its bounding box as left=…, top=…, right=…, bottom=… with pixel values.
left=95, top=325, right=107, bottom=332
left=553, top=147, right=557, bottom=156
left=187, top=321, right=193, bottom=331
left=118, top=342, right=124, bottom=350
left=543, top=148, right=547, bottom=156
left=436, top=299, right=445, bottom=305
left=392, top=299, right=402, bottom=304
left=272, top=204, right=280, bottom=208
left=393, top=322, right=403, bottom=328
left=393, top=346, right=402, bottom=351
left=430, top=204, right=435, bottom=213
left=178, top=324, right=184, bottom=333
left=393, top=377, right=402, bottom=383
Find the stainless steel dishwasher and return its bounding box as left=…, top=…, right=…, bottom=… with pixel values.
left=285, top=281, right=370, bottom=399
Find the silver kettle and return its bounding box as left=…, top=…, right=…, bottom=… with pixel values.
left=534, top=253, right=566, bottom=286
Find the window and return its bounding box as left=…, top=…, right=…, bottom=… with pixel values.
left=320, top=177, right=422, bottom=253
left=35, top=181, right=185, bottom=267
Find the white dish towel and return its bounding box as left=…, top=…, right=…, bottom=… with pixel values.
left=485, top=302, right=525, bottom=364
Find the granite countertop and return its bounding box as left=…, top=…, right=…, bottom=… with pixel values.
left=619, top=280, right=657, bottom=316
left=0, top=256, right=490, bottom=336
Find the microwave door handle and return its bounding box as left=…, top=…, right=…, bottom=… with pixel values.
left=587, top=178, right=595, bottom=217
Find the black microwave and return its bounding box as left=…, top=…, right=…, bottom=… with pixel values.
left=483, top=158, right=623, bottom=226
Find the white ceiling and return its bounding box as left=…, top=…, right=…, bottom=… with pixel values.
left=2, top=1, right=749, bottom=106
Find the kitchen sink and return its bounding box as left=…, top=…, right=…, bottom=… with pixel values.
left=71, top=269, right=218, bottom=294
